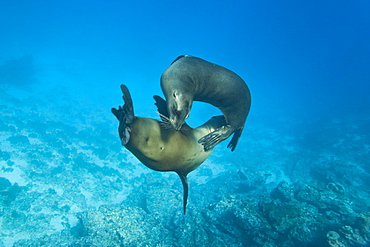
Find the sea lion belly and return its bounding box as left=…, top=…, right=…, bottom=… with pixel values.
left=125, top=117, right=210, bottom=173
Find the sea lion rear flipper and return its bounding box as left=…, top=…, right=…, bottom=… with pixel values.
left=198, top=125, right=232, bottom=151
left=120, top=85, right=134, bottom=124
left=176, top=172, right=189, bottom=214
left=111, top=106, right=129, bottom=144
left=111, top=106, right=121, bottom=121
left=111, top=85, right=135, bottom=145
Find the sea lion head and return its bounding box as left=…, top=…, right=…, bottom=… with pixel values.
left=167, top=90, right=192, bottom=131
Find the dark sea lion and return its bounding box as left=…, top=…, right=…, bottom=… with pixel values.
left=160, top=55, right=251, bottom=151
left=111, top=84, right=226, bottom=214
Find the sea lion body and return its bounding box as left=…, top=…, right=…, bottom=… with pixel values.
left=161, top=55, right=251, bottom=151
left=112, top=85, right=226, bottom=213
left=125, top=116, right=214, bottom=175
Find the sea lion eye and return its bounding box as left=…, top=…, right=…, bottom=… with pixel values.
left=173, top=92, right=177, bottom=98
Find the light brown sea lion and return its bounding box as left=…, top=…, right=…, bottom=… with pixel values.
left=160, top=55, right=251, bottom=151
left=111, top=84, right=226, bottom=214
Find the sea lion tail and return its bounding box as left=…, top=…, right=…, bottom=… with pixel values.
left=176, top=172, right=189, bottom=214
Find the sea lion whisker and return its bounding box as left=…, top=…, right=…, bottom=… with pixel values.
left=157, top=112, right=174, bottom=130
left=159, top=121, right=173, bottom=130
left=158, top=112, right=170, bottom=122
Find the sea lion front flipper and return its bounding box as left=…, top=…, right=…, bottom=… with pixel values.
left=176, top=172, right=189, bottom=214
left=154, top=95, right=173, bottom=130
left=153, top=95, right=169, bottom=119
left=198, top=125, right=232, bottom=151
left=198, top=115, right=227, bottom=130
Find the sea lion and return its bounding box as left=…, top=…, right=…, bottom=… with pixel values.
left=160, top=55, right=251, bottom=151
left=111, top=84, right=226, bottom=214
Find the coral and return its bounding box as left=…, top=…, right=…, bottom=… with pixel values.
left=327, top=231, right=346, bottom=247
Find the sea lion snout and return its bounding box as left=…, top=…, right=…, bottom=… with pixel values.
left=167, top=92, right=191, bottom=131
left=170, top=119, right=182, bottom=131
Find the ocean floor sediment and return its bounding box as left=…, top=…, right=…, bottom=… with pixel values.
left=1, top=88, right=369, bottom=246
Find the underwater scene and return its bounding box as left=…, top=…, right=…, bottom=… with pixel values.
left=1, top=1, right=370, bottom=246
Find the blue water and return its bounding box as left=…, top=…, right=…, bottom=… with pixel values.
left=1, top=1, right=370, bottom=246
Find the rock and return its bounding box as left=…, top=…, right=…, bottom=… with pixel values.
left=204, top=194, right=272, bottom=246
left=355, top=213, right=370, bottom=242
left=326, top=182, right=346, bottom=195
left=0, top=177, right=11, bottom=191
left=340, top=225, right=367, bottom=246
left=258, top=196, right=323, bottom=245
left=295, top=184, right=357, bottom=225
left=270, top=181, right=294, bottom=202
